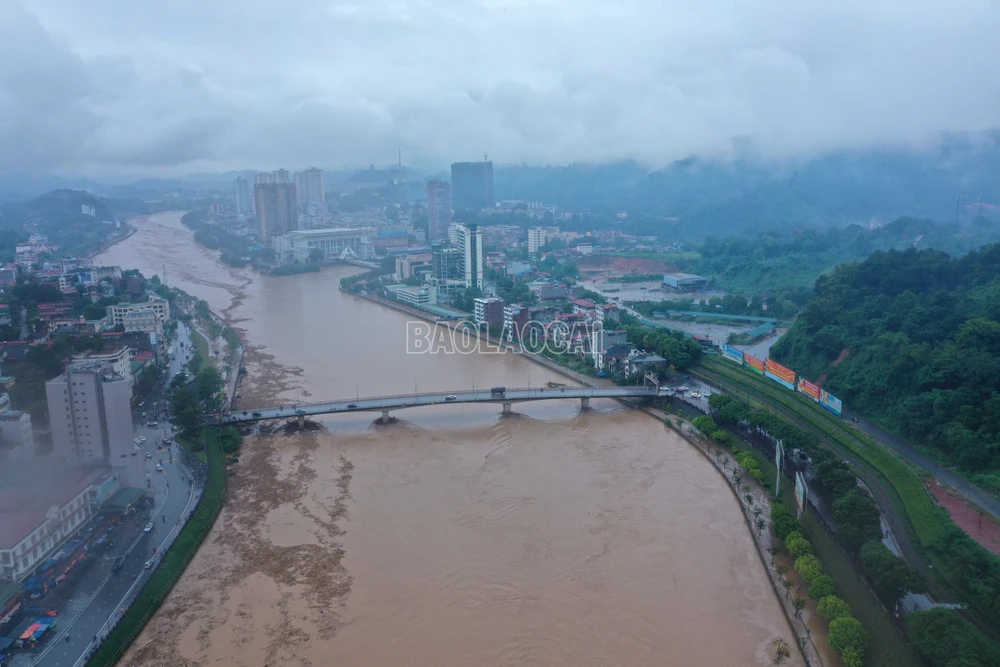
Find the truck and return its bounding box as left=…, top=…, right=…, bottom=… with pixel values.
left=490, top=386, right=506, bottom=396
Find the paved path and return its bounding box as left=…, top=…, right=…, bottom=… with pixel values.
left=842, top=407, right=1000, bottom=522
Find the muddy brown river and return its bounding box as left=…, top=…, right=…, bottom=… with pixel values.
left=98, top=212, right=800, bottom=666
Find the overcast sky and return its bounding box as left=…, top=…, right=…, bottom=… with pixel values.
left=5, top=0, right=1000, bottom=177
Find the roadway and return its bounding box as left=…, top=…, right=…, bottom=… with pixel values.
left=12, top=324, right=201, bottom=667
left=221, top=386, right=658, bottom=423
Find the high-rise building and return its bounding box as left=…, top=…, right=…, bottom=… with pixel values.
left=234, top=177, right=253, bottom=215
left=454, top=223, right=484, bottom=290
left=450, top=161, right=494, bottom=210
left=255, top=172, right=273, bottom=185
left=294, top=168, right=325, bottom=209
left=45, top=362, right=142, bottom=487
left=254, top=182, right=298, bottom=246
left=528, top=227, right=546, bottom=253
left=273, top=168, right=290, bottom=184
left=432, top=247, right=462, bottom=281
left=427, top=180, right=452, bottom=240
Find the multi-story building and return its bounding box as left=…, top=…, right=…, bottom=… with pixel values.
left=427, top=180, right=452, bottom=240
left=70, top=346, right=133, bottom=388
left=273, top=168, right=290, bottom=184
left=45, top=362, right=142, bottom=487
left=254, top=182, right=298, bottom=246
left=396, top=253, right=432, bottom=281
left=386, top=284, right=437, bottom=307
left=480, top=225, right=523, bottom=249
left=450, top=161, right=494, bottom=210
left=528, top=227, right=547, bottom=253
left=473, top=297, right=504, bottom=329
left=0, top=410, right=33, bottom=459
left=275, top=228, right=376, bottom=263
left=0, top=464, right=114, bottom=581
left=106, top=296, right=169, bottom=335
left=233, top=176, right=253, bottom=215
left=453, top=223, right=484, bottom=290
left=375, top=230, right=409, bottom=249
left=432, top=248, right=463, bottom=282
left=295, top=168, right=325, bottom=209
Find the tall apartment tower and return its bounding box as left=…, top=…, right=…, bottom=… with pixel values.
left=255, top=172, right=273, bottom=185
left=427, top=180, right=452, bottom=240
left=294, top=168, right=325, bottom=209
left=528, top=227, right=546, bottom=253
left=454, top=223, right=484, bottom=290
left=45, top=362, right=143, bottom=487
left=273, top=169, right=290, bottom=184
left=233, top=176, right=253, bottom=215
left=254, top=182, right=298, bottom=246
left=450, top=160, right=494, bottom=210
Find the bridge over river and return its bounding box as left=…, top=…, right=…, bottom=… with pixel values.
left=216, top=386, right=658, bottom=426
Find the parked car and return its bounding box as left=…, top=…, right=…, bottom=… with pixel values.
left=139, top=436, right=147, bottom=443
left=690, top=391, right=701, bottom=398
left=144, top=522, right=153, bottom=533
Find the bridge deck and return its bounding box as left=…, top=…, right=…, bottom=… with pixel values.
left=217, top=386, right=656, bottom=423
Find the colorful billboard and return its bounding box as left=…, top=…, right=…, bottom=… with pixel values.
left=722, top=344, right=744, bottom=364
left=745, top=354, right=765, bottom=375
left=820, top=389, right=843, bottom=417
left=797, top=377, right=821, bottom=401
left=765, top=358, right=796, bottom=390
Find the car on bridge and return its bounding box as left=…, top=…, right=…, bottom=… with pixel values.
left=347, top=403, right=358, bottom=409
left=252, top=412, right=262, bottom=417
left=445, top=395, right=457, bottom=401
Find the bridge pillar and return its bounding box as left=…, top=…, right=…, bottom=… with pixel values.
left=580, top=397, right=590, bottom=411
left=381, top=409, right=391, bottom=424
left=502, top=402, right=512, bottom=415
left=297, top=414, right=305, bottom=430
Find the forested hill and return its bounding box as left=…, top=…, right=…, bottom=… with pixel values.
left=0, top=189, right=146, bottom=259
left=771, top=244, right=1000, bottom=480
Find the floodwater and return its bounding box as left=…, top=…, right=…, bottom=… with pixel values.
left=99, top=212, right=800, bottom=666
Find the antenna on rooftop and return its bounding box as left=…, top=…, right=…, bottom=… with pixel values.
left=398, top=147, right=401, bottom=167
left=955, top=195, right=961, bottom=223
left=979, top=189, right=984, bottom=216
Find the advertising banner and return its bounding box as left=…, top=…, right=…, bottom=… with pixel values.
left=794, top=471, right=808, bottom=518
left=745, top=354, right=765, bottom=375
left=765, top=358, right=796, bottom=391
left=819, top=389, right=843, bottom=417
left=722, top=344, right=744, bottom=364
left=797, top=377, right=821, bottom=401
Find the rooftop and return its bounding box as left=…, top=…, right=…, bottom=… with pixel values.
left=0, top=463, right=108, bottom=549
left=286, top=228, right=361, bottom=236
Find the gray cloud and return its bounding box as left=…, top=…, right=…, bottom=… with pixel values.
left=8, top=0, right=1000, bottom=177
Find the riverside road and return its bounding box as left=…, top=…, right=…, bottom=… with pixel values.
left=12, top=325, right=204, bottom=667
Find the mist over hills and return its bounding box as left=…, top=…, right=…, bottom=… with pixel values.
left=3, top=133, right=999, bottom=239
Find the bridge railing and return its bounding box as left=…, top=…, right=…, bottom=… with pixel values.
left=267, top=385, right=654, bottom=410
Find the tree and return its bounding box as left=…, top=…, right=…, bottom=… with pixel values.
left=808, top=574, right=836, bottom=599
left=755, top=516, right=766, bottom=535
left=792, top=597, right=807, bottom=617
left=691, top=415, right=718, bottom=436
left=794, top=554, right=823, bottom=585
left=218, top=426, right=242, bottom=454
left=193, top=366, right=224, bottom=407
left=860, top=540, right=922, bottom=609
left=832, top=489, right=882, bottom=553
left=828, top=617, right=866, bottom=664
left=771, top=503, right=801, bottom=540
left=784, top=532, right=813, bottom=558
left=816, top=595, right=851, bottom=622
left=909, top=608, right=1000, bottom=667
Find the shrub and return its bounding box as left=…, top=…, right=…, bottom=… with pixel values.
left=710, top=430, right=730, bottom=445
left=794, top=554, right=823, bottom=585
left=771, top=503, right=800, bottom=540
left=817, top=595, right=851, bottom=621
left=808, top=574, right=836, bottom=599
left=784, top=531, right=812, bottom=558
left=828, top=617, right=867, bottom=663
